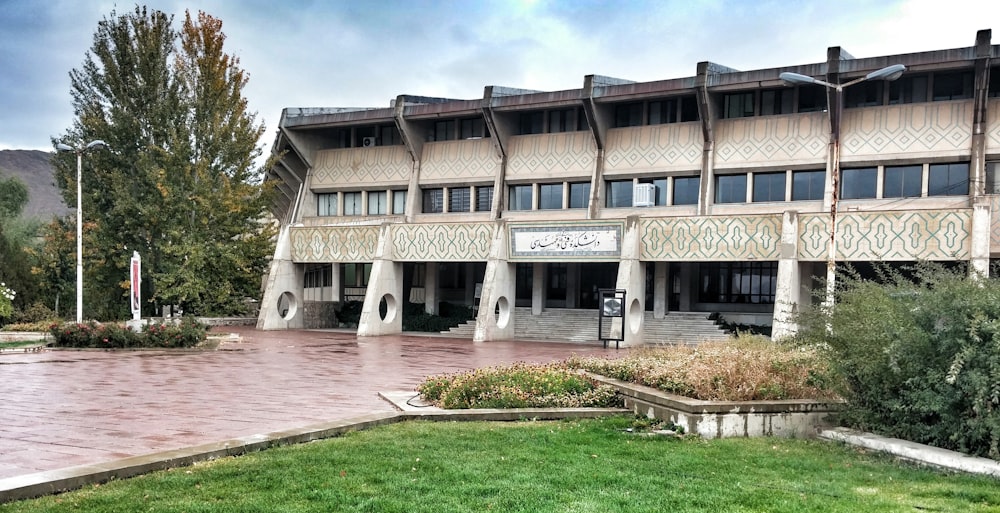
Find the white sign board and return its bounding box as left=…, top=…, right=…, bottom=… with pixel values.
left=510, top=225, right=621, bottom=259
left=130, top=251, right=141, bottom=321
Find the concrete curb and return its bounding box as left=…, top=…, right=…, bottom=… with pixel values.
left=820, top=427, right=1000, bottom=478
left=0, top=404, right=628, bottom=504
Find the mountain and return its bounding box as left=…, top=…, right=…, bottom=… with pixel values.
left=0, top=150, right=71, bottom=220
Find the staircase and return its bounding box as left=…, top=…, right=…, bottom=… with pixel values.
left=443, top=308, right=732, bottom=345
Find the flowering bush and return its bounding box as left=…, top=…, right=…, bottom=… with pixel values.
left=418, top=363, right=619, bottom=409
left=0, top=282, right=15, bottom=321
left=49, top=317, right=208, bottom=348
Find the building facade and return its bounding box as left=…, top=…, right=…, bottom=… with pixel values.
left=258, top=29, right=1000, bottom=344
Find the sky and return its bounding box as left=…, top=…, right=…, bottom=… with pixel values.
left=1, top=0, right=997, bottom=158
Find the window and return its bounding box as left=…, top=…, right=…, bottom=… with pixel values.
left=649, top=178, right=667, bottom=206
left=317, top=193, right=337, bottom=216
left=448, top=187, right=471, bottom=212
left=752, top=172, right=786, bottom=202
left=844, top=81, right=884, bottom=108
left=928, top=163, right=969, bottom=196
left=990, top=67, right=1000, bottom=98
left=509, top=185, right=532, bottom=210
left=433, top=120, right=455, bottom=141
left=699, top=261, right=777, bottom=304
left=368, top=191, right=387, bottom=215
left=932, top=71, right=973, bottom=101
left=715, top=174, right=747, bottom=204
left=379, top=125, right=402, bottom=146
left=760, top=89, right=794, bottom=115
left=343, top=192, right=363, bottom=215
left=889, top=75, right=928, bottom=104
left=475, top=186, right=494, bottom=212
left=840, top=167, right=877, bottom=200
left=548, top=110, right=571, bottom=133
left=986, top=162, right=1000, bottom=194
left=614, top=102, right=643, bottom=127
left=648, top=100, right=677, bottom=125
left=354, top=127, right=376, bottom=147
left=605, top=180, right=633, bottom=207
left=722, top=92, right=754, bottom=118
left=672, top=176, right=699, bottom=205
left=679, top=96, right=699, bottom=122
left=422, top=188, right=443, bottom=213
left=342, top=263, right=372, bottom=288
left=797, top=86, right=826, bottom=113
left=569, top=182, right=590, bottom=209
left=460, top=117, right=487, bottom=139
left=791, top=170, right=825, bottom=201
left=392, top=190, right=406, bottom=215
left=539, top=183, right=563, bottom=209
left=304, top=264, right=332, bottom=289
left=518, top=112, right=544, bottom=135
left=883, top=165, right=922, bottom=198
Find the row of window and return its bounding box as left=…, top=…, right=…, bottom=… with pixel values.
left=316, top=190, right=407, bottom=216
left=420, top=186, right=494, bottom=213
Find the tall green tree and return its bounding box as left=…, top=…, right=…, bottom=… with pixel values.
left=52, top=6, right=274, bottom=319
left=0, top=174, right=41, bottom=315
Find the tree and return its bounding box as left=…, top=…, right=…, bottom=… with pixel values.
left=51, top=6, right=274, bottom=319
left=0, top=174, right=41, bottom=315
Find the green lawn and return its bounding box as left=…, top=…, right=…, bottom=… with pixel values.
left=3, top=417, right=998, bottom=512
left=0, top=340, right=44, bottom=349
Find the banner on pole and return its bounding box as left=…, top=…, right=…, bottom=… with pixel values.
left=130, top=251, right=141, bottom=320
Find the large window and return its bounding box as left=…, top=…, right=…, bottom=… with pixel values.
left=752, top=172, right=785, bottom=202
left=932, top=71, right=973, bottom=101
left=449, top=187, right=471, bottom=212
left=699, top=261, right=777, bottom=304
left=433, top=120, right=455, bottom=141
left=606, top=180, right=633, bottom=207
left=548, top=110, right=571, bottom=133
left=797, top=86, right=826, bottom=113
left=518, top=112, right=544, bottom=135
left=648, top=100, right=677, bottom=125
left=614, top=103, right=643, bottom=127
left=760, top=89, right=794, bottom=115
left=569, top=182, right=590, bottom=209
left=368, top=191, right=387, bottom=215
left=715, top=174, right=747, bottom=204
left=460, top=117, right=487, bottom=139
left=645, top=178, right=667, bottom=206
left=422, top=188, right=443, bottom=213
left=392, top=190, right=406, bottom=215
left=378, top=125, right=402, bottom=146
left=883, top=165, right=922, bottom=198
left=317, top=193, right=337, bottom=216
left=792, top=170, right=825, bottom=201
left=889, top=75, right=928, bottom=105
left=343, top=192, right=363, bottom=215
left=722, top=92, right=755, bottom=119
left=928, top=163, right=969, bottom=196
left=844, top=81, right=884, bottom=108
left=840, top=167, right=877, bottom=200
left=475, top=185, right=494, bottom=212
left=539, top=183, right=563, bottom=210
left=509, top=185, right=532, bottom=210
left=672, top=176, right=700, bottom=205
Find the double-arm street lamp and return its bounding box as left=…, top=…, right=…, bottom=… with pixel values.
left=779, top=64, right=906, bottom=307
left=56, top=140, right=108, bottom=323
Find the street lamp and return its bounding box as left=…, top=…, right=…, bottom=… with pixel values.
left=56, top=140, right=108, bottom=323
left=780, top=64, right=905, bottom=308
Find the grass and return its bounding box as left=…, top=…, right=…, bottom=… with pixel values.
left=0, top=340, right=45, bottom=349
left=4, top=417, right=998, bottom=512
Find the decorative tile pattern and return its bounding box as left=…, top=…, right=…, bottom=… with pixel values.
left=640, top=216, right=782, bottom=261
left=507, top=132, right=597, bottom=179
left=420, top=139, right=499, bottom=183
left=991, top=196, right=1000, bottom=252
left=798, top=210, right=971, bottom=261
left=605, top=123, right=702, bottom=174
left=841, top=102, right=973, bottom=159
left=987, top=100, right=1000, bottom=154
left=392, top=223, right=493, bottom=261
left=290, top=225, right=379, bottom=262
left=714, top=113, right=828, bottom=168
left=311, top=147, right=411, bottom=188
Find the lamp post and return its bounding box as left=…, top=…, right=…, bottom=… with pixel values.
left=780, top=64, right=905, bottom=308
left=56, top=140, right=108, bottom=323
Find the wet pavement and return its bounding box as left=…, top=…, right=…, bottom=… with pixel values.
left=0, top=328, right=615, bottom=480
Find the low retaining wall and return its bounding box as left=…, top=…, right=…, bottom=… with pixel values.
left=589, top=373, right=842, bottom=439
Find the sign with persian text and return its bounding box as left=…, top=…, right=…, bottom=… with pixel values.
left=509, top=224, right=622, bottom=260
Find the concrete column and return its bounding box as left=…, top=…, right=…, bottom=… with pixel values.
left=424, top=262, right=439, bottom=315
left=257, top=226, right=305, bottom=330
left=474, top=221, right=517, bottom=342
left=772, top=210, right=802, bottom=341
left=614, top=216, right=645, bottom=347
left=531, top=262, right=545, bottom=315
left=653, top=261, right=668, bottom=319
left=331, top=263, right=342, bottom=302
left=358, top=223, right=403, bottom=336
left=971, top=197, right=991, bottom=278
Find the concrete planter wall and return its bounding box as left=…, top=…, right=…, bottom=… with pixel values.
left=589, top=373, right=842, bottom=439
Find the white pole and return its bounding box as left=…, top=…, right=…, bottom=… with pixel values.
left=76, top=151, right=83, bottom=324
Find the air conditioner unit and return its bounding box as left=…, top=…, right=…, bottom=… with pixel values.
left=362, top=137, right=376, bottom=147
left=634, top=183, right=656, bottom=207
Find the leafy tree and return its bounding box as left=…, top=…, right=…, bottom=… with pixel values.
left=0, top=174, right=29, bottom=218
left=28, top=217, right=76, bottom=317
left=51, top=6, right=274, bottom=318
left=0, top=174, right=41, bottom=315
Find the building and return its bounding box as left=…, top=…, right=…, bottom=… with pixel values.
left=258, top=29, right=1000, bottom=345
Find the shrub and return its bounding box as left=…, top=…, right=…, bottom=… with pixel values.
left=418, top=363, right=620, bottom=409
left=565, top=334, right=840, bottom=401
left=793, top=262, right=1000, bottom=459
left=49, top=317, right=208, bottom=349
left=15, top=302, right=57, bottom=324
